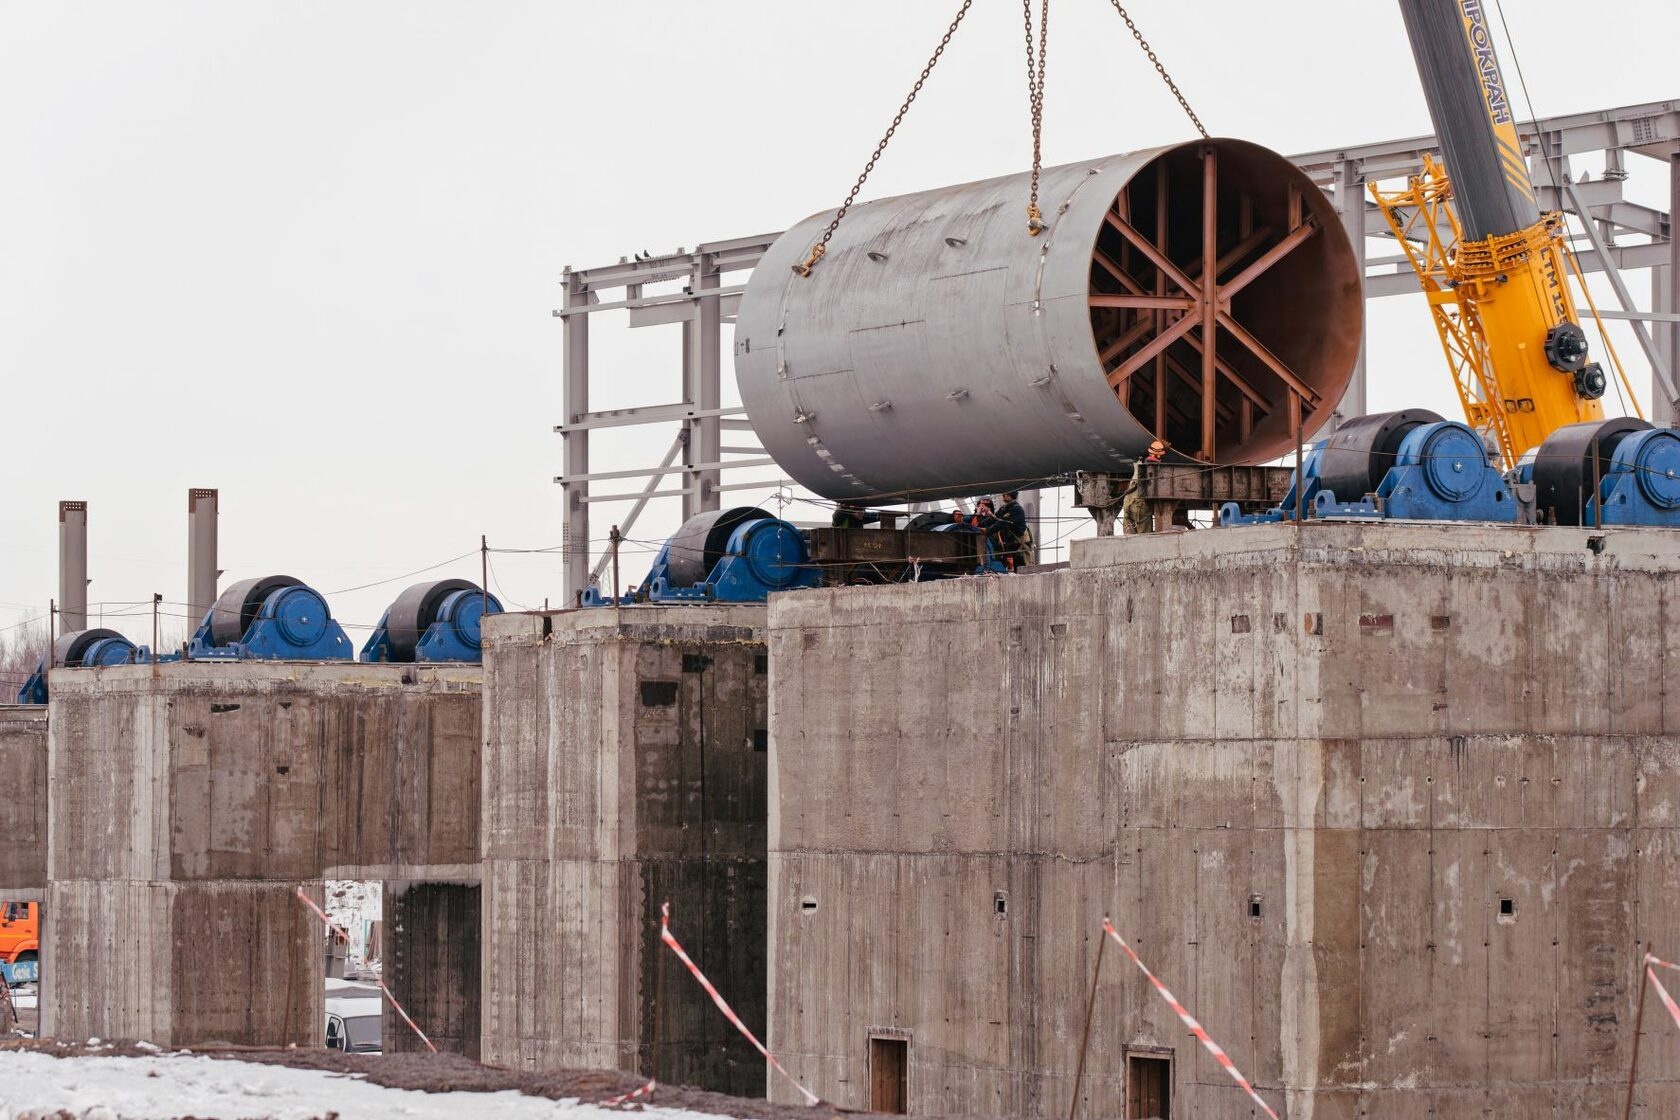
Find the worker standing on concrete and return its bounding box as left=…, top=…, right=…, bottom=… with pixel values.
left=977, top=492, right=1029, bottom=570
left=1122, top=441, right=1166, bottom=536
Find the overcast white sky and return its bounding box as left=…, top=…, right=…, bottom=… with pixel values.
left=1, top=0, right=1674, bottom=653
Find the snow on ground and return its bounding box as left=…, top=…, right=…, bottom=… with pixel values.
left=0, top=1051, right=725, bottom=1120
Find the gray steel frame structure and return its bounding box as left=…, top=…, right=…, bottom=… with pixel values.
left=556, top=98, right=1680, bottom=601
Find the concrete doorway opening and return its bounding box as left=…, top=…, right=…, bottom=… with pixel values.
left=1127, top=1051, right=1173, bottom=1119
left=385, top=881, right=480, bottom=1057
left=870, top=1035, right=909, bottom=1114
left=323, top=880, right=384, bottom=1054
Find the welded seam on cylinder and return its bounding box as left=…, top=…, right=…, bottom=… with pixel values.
left=1033, top=161, right=1131, bottom=464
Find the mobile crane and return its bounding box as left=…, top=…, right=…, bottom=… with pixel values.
left=1374, top=0, right=1637, bottom=472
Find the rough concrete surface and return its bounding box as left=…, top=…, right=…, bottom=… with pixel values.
left=481, top=606, right=770, bottom=1097
left=0, top=707, right=47, bottom=896
left=44, top=661, right=480, bottom=1049
left=767, top=522, right=1680, bottom=1118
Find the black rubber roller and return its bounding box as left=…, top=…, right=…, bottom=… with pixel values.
left=52, top=627, right=130, bottom=668
left=208, top=574, right=303, bottom=646
left=383, top=579, right=481, bottom=662
left=663, top=507, right=772, bottom=589
left=1314, top=409, right=1445, bottom=501
left=1531, top=417, right=1652, bottom=525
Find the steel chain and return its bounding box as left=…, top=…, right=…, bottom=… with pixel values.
left=1022, top=0, right=1050, bottom=233
left=796, top=0, right=976, bottom=277
left=1104, top=0, right=1209, bottom=139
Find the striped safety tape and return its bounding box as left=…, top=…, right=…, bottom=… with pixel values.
left=604, top=1078, right=657, bottom=1106
left=1647, top=965, right=1680, bottom=1033
left=294, top=885, right=352, bottom=942
left=294, top=885, right=438, bottom=1055
left=373, top=973, right=439, bottom=1054
left=1646, top=951, right=1680, bottom=974
left=1103, top=917, right=1279, bottom=1120
left=661, top=901, right=820, bottom=1106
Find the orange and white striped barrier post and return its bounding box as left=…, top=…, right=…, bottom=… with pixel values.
left=294, top=885, right=438, bottom=1055
left=661, top=900, right=820, bottom=1106
left=1102, top=917, right=1279, bottom=1120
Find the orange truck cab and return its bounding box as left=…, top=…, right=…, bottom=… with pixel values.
left=0, top=901, right=39, bottom=972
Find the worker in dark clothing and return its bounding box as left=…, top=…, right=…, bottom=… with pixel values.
left=977, top=491, right=1029, bottom=571
left=832, top=502, right=880, bottom=529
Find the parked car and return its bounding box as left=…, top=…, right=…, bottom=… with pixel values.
left=324, top=978, right=383, bottom=1054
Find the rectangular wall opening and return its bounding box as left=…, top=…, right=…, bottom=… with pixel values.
left=870, top=1035, right=909, bottom=1114
left=1127, top=1052, right=1172, bottom=1119
left=383, top=881, right=481, bottom=1057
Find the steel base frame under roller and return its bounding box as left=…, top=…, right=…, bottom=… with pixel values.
left=555, top=98, right=1680, bottom=602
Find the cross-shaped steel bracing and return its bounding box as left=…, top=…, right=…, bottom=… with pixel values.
left=1088, top=145, right=1325, bottom=462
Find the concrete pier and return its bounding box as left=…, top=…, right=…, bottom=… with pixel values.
left=0, top=707, right=48, bottom=898
left=44, top=662, right=480, bottom=1048
left=767, top=522, right=1680, bottom=1117
left=480, top=606, right=769, bottom=1096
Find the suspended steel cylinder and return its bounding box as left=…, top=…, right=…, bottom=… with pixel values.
left=735, top=138, right=1362, bottom=502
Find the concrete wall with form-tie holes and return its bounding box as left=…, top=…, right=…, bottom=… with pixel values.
left=765, top=521, right=1680, bottom=1117
left=42, top=661, right=481, bottom=1050
left=478, top=605, right=770, bottom=1098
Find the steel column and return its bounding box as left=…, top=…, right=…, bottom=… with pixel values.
left=682, top=252, right=723, bottom=519
left=186, top=488, right=218, bottom=631
left=1669, top=153, right=1680, bottom=422
left=1564, top=178, right=1679, bottom=409
left=1657, top=265, right=1675, bottom=425
left=1328, top=160, right=1369, bottom=434
left=57, top=501, right=88, bottom=632
left=561, top=272, right=592, bottom=602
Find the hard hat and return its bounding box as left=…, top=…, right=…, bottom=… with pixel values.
left=1147, top=439, right=1166, bottom=457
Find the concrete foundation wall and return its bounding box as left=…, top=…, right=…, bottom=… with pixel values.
left=0, top=707, right=48, bottom=896
left=45, top=662, right=480, bottom=1047
left=481, top=607, right=768, bottom=1096
left=768, top=523, right=1680, bottom=1118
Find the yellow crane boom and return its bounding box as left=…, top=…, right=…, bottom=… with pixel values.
left=1380, top=0, right=1639, bottom=469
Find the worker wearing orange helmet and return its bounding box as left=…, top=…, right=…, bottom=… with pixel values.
left=1122, top=440, right=1166, bottom=535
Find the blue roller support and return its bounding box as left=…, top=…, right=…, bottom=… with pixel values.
left=1222, top=416, right=1514, bottom=525
left=1370, top=420, right=1516, bottom=522
left=585, top=512, right=823, bottom=605
left=644, top=517, right=822, bottom=602
left=186, top=576, right=352, bottom=661
left=1586, top=428, right=1680, bottom=526
left=361, top=581, right=502, bottom=663
left=15, top=628, right=153, bottom=705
